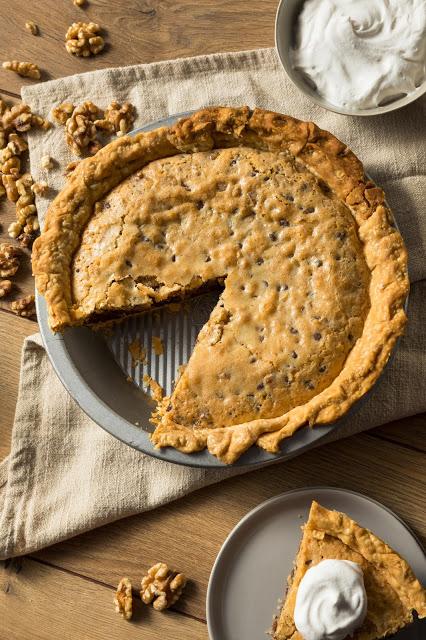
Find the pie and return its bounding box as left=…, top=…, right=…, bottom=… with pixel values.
left=273, top=501, right=426, bottom=639
left=32, top=106, right=409, bottom=464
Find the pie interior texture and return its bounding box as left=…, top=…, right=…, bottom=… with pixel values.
left=33, top=107, right=409, bottom=464
left=273, top=501, right=426, bottom=639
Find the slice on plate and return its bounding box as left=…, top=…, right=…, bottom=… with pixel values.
left=273, top=501, right=426, bottom=640
left=33, top=107, right=409, bottom=463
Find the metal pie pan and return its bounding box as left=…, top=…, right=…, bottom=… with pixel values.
left=206, top=487, right=426, bottom=640
left=37, top=111, right=406, bottom=469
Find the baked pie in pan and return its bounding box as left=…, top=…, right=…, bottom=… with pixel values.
left=33, top=107, right=409, bottom=463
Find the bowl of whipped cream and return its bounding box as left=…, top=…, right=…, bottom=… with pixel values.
left=275, top=0, right=426, bottom=116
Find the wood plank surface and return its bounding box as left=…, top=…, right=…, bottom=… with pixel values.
left=0, top=1, right=425, bottom=639
left=32, top=431, right=426, bottom=621
left=0, top=0, right=276, bottom=96
left=0, top=557, right=207, bottom=639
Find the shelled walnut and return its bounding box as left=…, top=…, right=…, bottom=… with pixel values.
left=10, top=294, right=36, bottom=317
left=103, top=100, right=135, bottom=136
left=140, top=563, right=187, bottom=611
left=0, top=242, right=20, bottom=278
left=65, top=22, right=105, bottom=57
left=114, top=578, right=133, bottom=621
left=31, top=181, right=48, bottom=196
left=52, top=102, right=75, bottom=125
left=65, top=101, right=102, bottom=155
left=2, top=60, right=41, bottom=80
left=0, top=279, right=13, bottom=298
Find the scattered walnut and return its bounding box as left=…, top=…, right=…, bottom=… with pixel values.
left=73, top=0, right=86, bottom=5
left=7, top=132, right=28, bottom=155
left=18, top=231, right=37, bottom=249
left=0, top=279, right=13, bottom=298
left=2, top=60, right=41, bottom=80
left=114, top=578, right=133, bottom=621
left=140, top=563, right=187, bottom=611
left=2, top=174, right=19, bottom=202
left=2, top=103, right=49, bottom=133
left=7, top=221, right=21, bottom=239
left=1, top=155, right=21, bottom=176
left=10, top=294, right=36, bottom=318
left=40, top=154, right=53, bottom=170
left=25, top=21, right=39, bottom=35
left=101, top=101, right=135, bottom=136
left=65, top=22, right=105, bottom=57
left=0, top=242, right=20, bottom=278
left=31, top=181, right=48, bottom=196
left=65, top=101, right=102, bottom=155
left=51, top=102, right=75, bottom=125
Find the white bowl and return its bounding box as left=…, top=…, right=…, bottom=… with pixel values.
left=275, top=0, right=426, bottom=117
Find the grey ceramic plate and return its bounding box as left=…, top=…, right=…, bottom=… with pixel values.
left=36, top=112, right=405, bottom=468
left=206, top=487, right=426, bottom=640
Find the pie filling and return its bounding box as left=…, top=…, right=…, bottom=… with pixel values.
left=33, top=107, right=409, bottom=463
left=72, top=147, right=370, bottom=433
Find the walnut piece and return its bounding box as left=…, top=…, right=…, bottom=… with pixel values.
left=114, top=578, right=133, bottom=621
left=2, top=103, right=50, bottom=133
left=140, top=563, right=187, bottom=611
left=31, top=181, right=48, bottom=196
left=2, top=174, right=19, bottom=202
left=0, top=279, right=13, bottom=298
left=25, top=21, right=39, bottom=35
left=52, top=102, right=75, bottom=125
left=41, top=154, right=53, bottom=169
left=101, top=101, right=136, bottom=137
left=10, top=294, right=36, bottom=317
left=0, top=242, right=20, bottom=278
left=7, top=132, right=28, bottom=155
left=73, top=0, right=86, bottom=5
left=65, top=101, right=103, bottom=155
left=2, top=60, right=41, bottom=80
left=65, top=22, right=105, bottom=57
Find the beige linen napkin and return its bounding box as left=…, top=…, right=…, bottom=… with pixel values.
left=1, top=48, right=425, bottom=559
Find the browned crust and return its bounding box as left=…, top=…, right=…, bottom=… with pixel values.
left=33, top=107, right=409, bottom=463
left=273, top=501, right=426, bottom=639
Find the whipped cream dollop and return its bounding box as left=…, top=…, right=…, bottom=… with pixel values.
left=294, top=559, right=367, bottom=640
left=291, top=0, right=426, bottom=109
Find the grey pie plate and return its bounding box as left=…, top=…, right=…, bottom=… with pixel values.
left=37, top=112, right=404, bottom=468
left=206, top=487, right=426, bottom=640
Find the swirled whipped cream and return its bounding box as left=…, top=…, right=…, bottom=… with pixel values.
left=291, top=0, right=426, bottom=109
left=294, top=559, right=367, bottom=640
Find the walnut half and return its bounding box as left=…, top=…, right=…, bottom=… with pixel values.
left=114, top=577, right=133, bottom=621
left=0, top=242, right=20, bottom=278
left=140, top=563, right=187, bottom=611
left=2, top=60, right=41, bottom=80
left=65, top=22, right=105, bottom=57
left=10, top=294, right=35, bottom=318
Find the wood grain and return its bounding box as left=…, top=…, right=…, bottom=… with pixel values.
left=33, top=431, right=426, bottom=621
left=0, top=0, right=276, bottom=96
left=0, top=557, right=207, bottom=639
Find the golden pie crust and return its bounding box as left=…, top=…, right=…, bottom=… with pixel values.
left=273, top=501, right=426, bottom=640
left=32, top=107, right=409, bottom=464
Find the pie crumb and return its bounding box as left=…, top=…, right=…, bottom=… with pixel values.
left=143, top=375, right=164, bottom=402
left=128, top=339, right=146, bottom=365
left=152, top=336, right=164, bottom=356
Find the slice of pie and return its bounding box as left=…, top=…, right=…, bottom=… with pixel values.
left=273, top=501, right=426, bottom=639
left=32, top=107, right=409, bottom=463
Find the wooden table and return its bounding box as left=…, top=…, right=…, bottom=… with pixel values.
left=0, top=2, right=425, bottom=638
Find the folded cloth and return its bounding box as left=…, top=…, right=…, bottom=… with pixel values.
left=1, top=48, right=425, bottom=559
